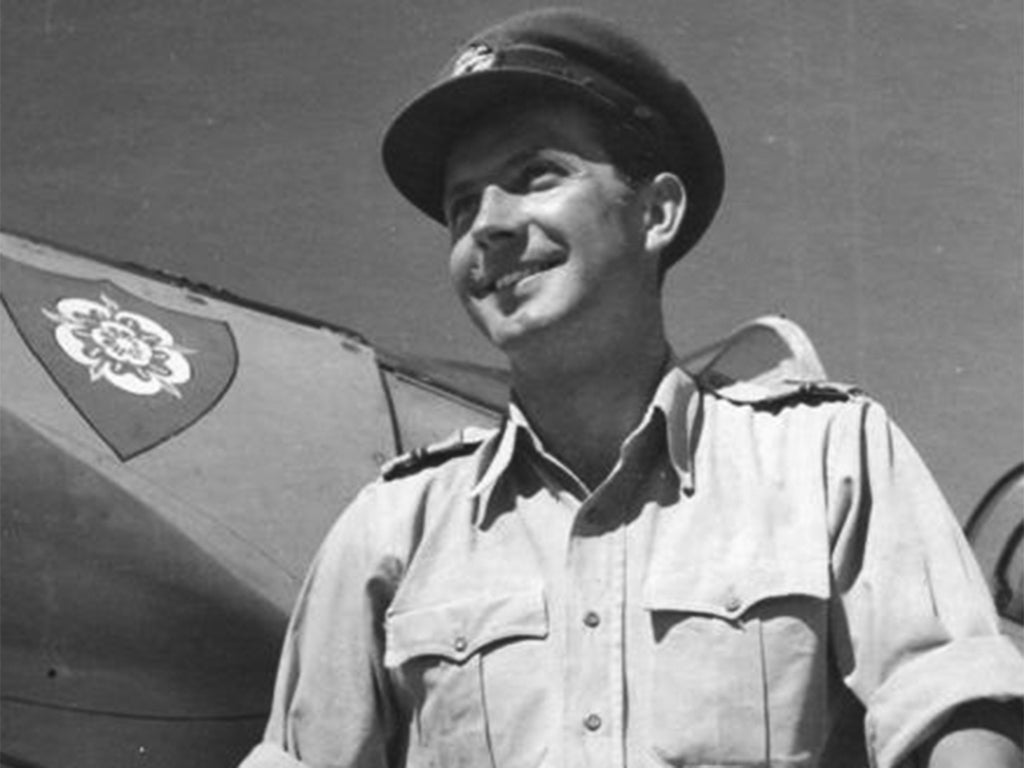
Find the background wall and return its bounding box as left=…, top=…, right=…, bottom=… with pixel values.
left=2, top=0, right=1021, bottom=519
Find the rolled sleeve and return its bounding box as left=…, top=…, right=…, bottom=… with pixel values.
left=827, top=401, right=1024, bottom=768
left=251, top=483, right=407, bottom=768
left=867, top=636, right=1024, bottom=767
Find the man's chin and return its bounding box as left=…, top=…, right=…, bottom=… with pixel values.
left=485, top=322, right=565, bottom=361
left=472, top=317, right=538, bottom=353
left=467, top=303, right=571, bottom=356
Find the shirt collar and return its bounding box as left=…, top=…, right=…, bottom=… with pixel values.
left=469, top=404, right=525, bottom=502
left=649, top=362, right=699, bottom=493
left=470, top=360, right=699, bottom=525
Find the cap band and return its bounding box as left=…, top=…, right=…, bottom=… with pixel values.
left=446, top=42, right=676, bottom=163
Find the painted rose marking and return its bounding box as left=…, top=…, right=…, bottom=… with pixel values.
left=43, top=294, right=195, bottom=398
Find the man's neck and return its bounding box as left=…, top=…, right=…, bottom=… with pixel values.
left=508, top=331, right=672, bottom=490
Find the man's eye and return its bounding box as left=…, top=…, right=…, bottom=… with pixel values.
left=520, top=160, right=564, bottom=189
left=445, top=195, right=476, bottom=231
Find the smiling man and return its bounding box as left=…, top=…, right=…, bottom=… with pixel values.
left=240, top=9, right=1023, bottom=768
left=441, top=98, right=681, bottom=491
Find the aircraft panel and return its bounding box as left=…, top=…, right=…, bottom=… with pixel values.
left=1, top=699, right=262, bottom=768
left=0, top=233, right=413, bottom=766
left=382, top=368, right=501, bottom=452
left=1, top=233, right=397, bottom=598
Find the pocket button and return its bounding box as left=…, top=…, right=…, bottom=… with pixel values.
left=453, top=636, right=468, bottom=653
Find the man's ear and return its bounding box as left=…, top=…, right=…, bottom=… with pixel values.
left=643, top=172, right=686, bottom=256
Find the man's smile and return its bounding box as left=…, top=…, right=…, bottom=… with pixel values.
left=443, top=100, right=655, bottom=354
left=480, top=258, right=562, bottom=295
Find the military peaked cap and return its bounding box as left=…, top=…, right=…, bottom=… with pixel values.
left=381, top=7, right=725, bottom=268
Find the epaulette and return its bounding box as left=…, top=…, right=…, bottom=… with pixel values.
left=684, top=315, right=867, bottom=408
left=381, top=426, right=493, bottom=481
left=782, top=379, right=863, bottom=401
left=703, top=376, right=864, bottom=407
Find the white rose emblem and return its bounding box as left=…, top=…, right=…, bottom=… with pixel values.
left=43, top=294, right=194, bottom=397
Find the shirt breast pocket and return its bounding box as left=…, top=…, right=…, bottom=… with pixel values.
left=385, top=589, right=549, bottom=768
left=642, top=559, right=829, bottom=767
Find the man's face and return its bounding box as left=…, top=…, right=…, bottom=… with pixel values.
left=443, top=101, right=658, bottom=357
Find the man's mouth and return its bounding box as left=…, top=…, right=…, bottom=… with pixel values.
left=488, top=262, right=559, bottom=293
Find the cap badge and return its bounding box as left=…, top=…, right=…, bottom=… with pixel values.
left=452, top=42, right=497, bottom=77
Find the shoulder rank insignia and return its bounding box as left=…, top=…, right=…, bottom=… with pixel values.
left=705, top=376, right=863, bottom=407
left=381, top=426, right=493, bottom=481
left=782, top=379, right=863, bottom=401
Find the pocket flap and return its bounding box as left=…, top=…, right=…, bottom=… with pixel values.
left=384, top=590, right=548, bottom=668
left=642, top=558, right=828, bottom=621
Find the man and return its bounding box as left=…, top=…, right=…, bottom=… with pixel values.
left=240, top=9, right=1023, bottom=767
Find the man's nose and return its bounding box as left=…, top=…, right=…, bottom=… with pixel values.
left=471, top=185, right=525, bottom=250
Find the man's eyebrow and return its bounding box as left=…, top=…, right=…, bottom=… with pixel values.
left=444, top=146, right=549, bottom=204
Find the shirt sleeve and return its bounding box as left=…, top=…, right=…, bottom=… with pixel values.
left=239, top=483, right=407, bottom=768
left=826, top=400, right=1024, bottom=768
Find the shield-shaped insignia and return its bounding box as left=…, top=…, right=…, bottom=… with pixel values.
left=1, top=256, right=238, bottom=460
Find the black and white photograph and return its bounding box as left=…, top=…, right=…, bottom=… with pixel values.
left=1, top=2, right=1022, bottom=766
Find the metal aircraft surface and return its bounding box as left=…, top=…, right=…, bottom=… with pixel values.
left=0, top=231, right=504, bottom=767
left=1, top=231, right=1020, bottom=767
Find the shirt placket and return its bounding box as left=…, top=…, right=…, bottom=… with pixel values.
left=565, top=489, right=627, bottom=768
left=625, top=462, right=679, bottom=767
left=506, top=400, right=679, bottom=768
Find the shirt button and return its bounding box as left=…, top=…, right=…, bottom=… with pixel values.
left=583, top=611, right=601, bottom=628
left=724, top=595, right=742, bottom=613
left=584, top=713, right=602, bottom=731
left=453, top=636, right=468, bottom=653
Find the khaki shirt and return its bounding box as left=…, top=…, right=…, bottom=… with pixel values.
left=241, top=365, right=1024, bottom=768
